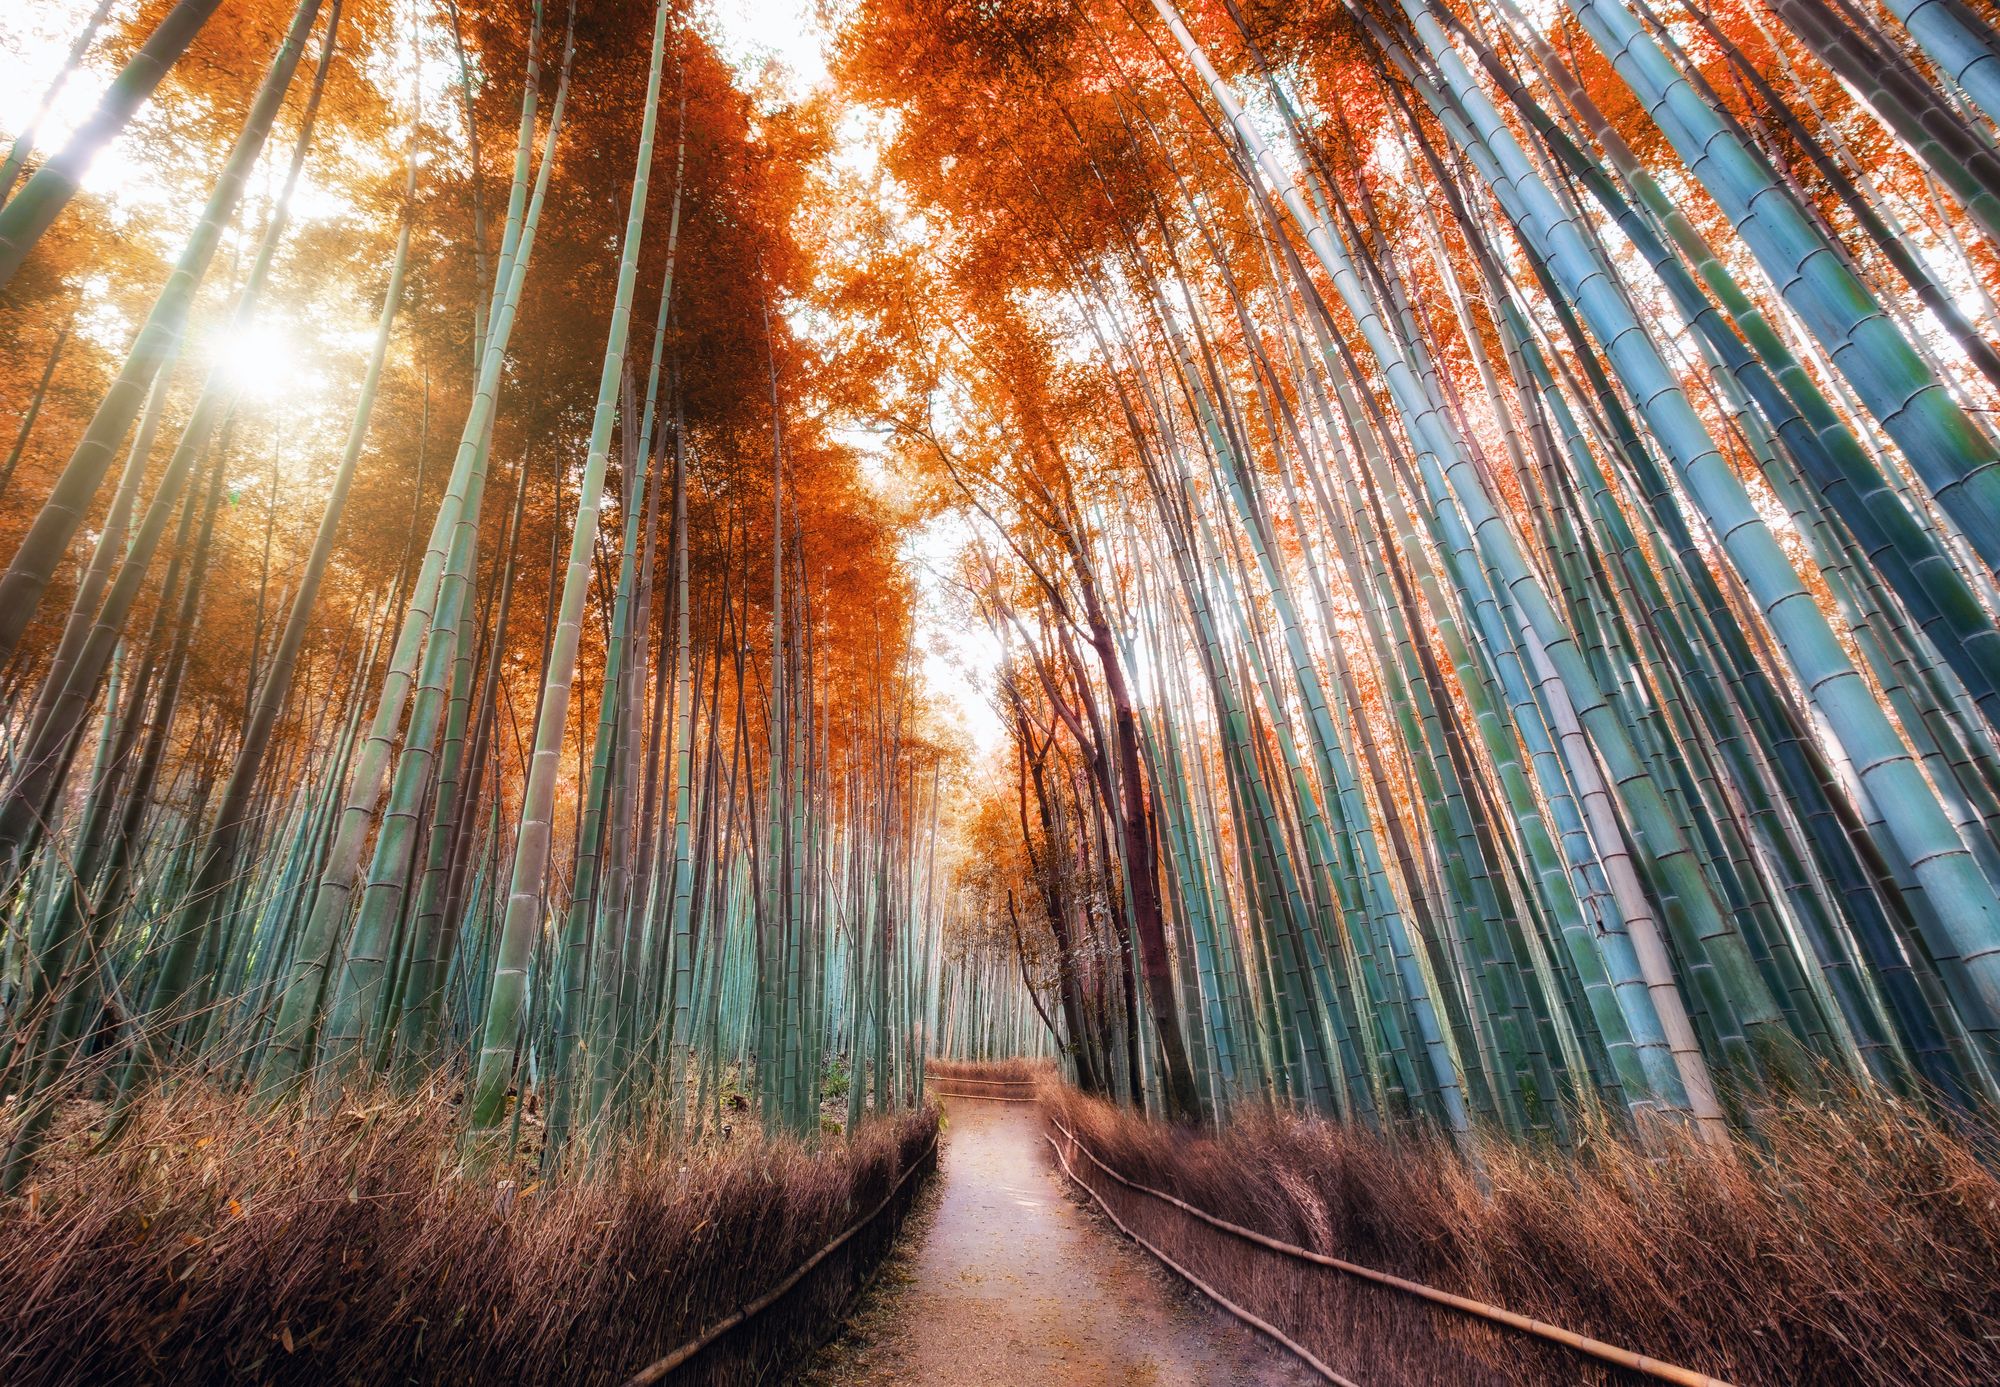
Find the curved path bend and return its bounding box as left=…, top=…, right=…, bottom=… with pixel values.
left=802, top=1094, right=1317, bottom=1386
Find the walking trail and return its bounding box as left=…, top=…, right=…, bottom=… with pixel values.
left=802, top=1094, right=1318, bottom=1386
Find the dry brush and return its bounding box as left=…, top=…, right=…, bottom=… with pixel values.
left=1045, top=1084, right=2000, bottom=1386
left=0, top=1084, right=938, bottom=1386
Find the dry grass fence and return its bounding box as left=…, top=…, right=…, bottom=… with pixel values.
left=924, top=1057, right=1053, bottom=1101
left=1044, top=1083, right=2000, bottom=1386
left=926, top=1057, right=1056, bottom=1084
left=0, top=1083, right=938, bottom=1385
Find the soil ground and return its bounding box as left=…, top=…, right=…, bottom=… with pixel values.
left=800, top=1094, right=1318, bottom=1386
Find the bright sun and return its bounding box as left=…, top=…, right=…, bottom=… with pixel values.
left=210, top=322, right=298, bottom=401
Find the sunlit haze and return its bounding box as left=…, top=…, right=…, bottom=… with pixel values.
left=7, top=0, right=1008, bottom=758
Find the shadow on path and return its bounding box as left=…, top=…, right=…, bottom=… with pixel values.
left=800, top=1095, right=1319, bottom=1385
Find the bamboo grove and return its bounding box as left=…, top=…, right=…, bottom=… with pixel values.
left=835, top=0, right=2000, bottom=1149
left=0, top=0, right=949, bottom=1189
left=11, top=0, right=2000, bottom=1198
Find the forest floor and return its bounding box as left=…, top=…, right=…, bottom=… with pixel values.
left=799, top=1094, right=1316, bottom=1386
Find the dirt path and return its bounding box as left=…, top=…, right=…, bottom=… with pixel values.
left=801, top=1096, right=1319, bottom=1386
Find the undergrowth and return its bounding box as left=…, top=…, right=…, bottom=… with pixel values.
left=1046, top=1084, right=2000, bottom=1385
left=0, top=1081, right=937, bottom=1385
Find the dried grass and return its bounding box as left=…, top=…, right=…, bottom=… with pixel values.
left=1045, top=1084, right=2000, bottom=1386
left=0, top=1080, right=938, bottom=1386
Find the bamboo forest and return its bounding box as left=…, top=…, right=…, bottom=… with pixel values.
left=2, top=0, right=2000, bottom=1381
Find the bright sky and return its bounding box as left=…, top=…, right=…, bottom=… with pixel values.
left=1, top=4, right=155, bottom=212
left=710, top=0, right=833, bottom=89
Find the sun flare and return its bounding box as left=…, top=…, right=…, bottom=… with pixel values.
left=208, top=322, right=297, bottom=401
